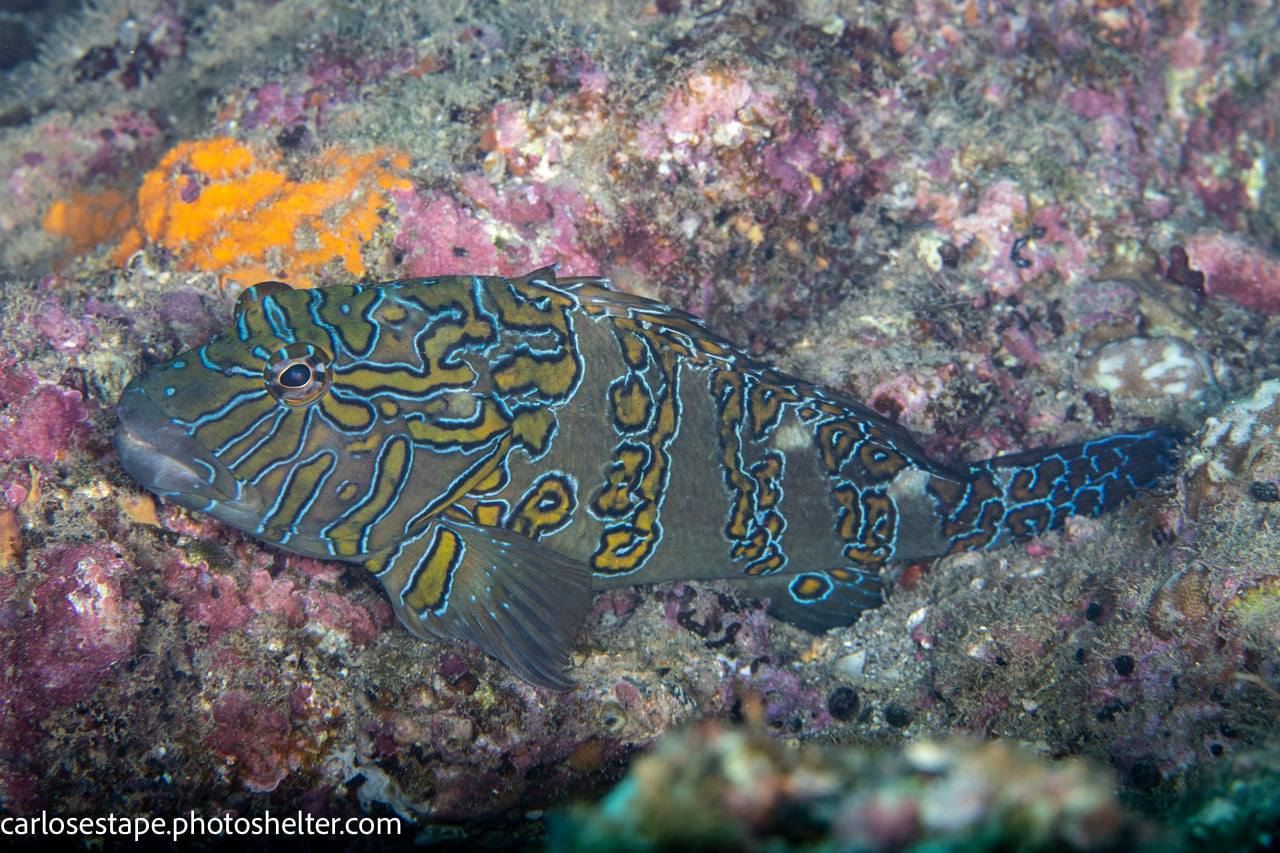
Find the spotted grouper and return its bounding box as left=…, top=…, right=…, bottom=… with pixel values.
left=114, top=268, right=1184, bottom=687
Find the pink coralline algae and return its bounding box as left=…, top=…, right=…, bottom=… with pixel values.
left=161, top=540, right=387, bottom=647
left=29, top=548, right=141, bottom=698
left=206, top=690, right=300, bottom=793
left=1178, top=80, right=1270, bottom=230
left=1185, top=231, right=1280, bottom=314
left=392, top=180, right=600, bottom=278
left=868, top=367, right=955, bottom=433
left=26, top=296, right=94, bottom=353
left=479, top=69, right=609, bottom=183
left=637, top=67, right=782, bottom=162
left=302, top=588, right=391, bottom=649
left=1067, top=88, right=1128, bottom=121
left=946, top=182, right=1095, bottom=300
left=636, top=64, right=859, bottom=216
left=164, top=557, right=252, bottom=636
left=947, top=181, right=1030, bottom=297
left=237, top=43, right=418, bottom=133
left=0, top=373, right=93, bottom=465
left=1067, top=279, right=1143, bottom=336
left=735, top=663, right=832, bottom=733
left=157, top=289, right=223, bottom=348
left=392, top=190, right=500, bottom=275
left=0, top=544, right=141, bottom=754
left=655, top=584, right=832, bottom=734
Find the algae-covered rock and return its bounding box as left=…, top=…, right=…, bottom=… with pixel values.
left=1177, top=745, right=1280, bottom=852
left=550, top=722, right=1145, bottom=852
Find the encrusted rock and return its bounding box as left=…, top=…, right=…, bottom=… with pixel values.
left=1180, top=379, right=1280, bottom=519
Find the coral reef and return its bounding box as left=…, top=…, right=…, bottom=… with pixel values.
left=0, top=0, right=1276, bottom=846
left=551, top=722, right=1146, bottom=852
left=1176, top=744, right=1280, bottom=851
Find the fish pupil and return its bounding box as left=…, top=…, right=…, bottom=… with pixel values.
left=279, top=363, right=312, bottom=388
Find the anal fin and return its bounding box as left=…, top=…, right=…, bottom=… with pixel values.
left=366, top=519, right=592, bottom=690
left=730, top=569, right=885, bottom=633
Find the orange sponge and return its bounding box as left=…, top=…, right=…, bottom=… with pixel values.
left=114, top=138, right=412, bottom=289
left=42, top=189, right=133, bottom=255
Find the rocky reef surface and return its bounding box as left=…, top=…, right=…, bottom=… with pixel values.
left=0, top=0, right=1277, bottom=848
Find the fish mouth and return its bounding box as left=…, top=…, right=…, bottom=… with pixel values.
left=114, top=383, right=266, bottom=532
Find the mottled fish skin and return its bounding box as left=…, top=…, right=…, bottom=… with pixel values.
left=114, top=268, right=1184, bottom=687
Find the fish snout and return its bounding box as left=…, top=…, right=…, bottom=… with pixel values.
left=114, top=384, right=241, bottom=508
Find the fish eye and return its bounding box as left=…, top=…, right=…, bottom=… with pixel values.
left=279, top=363, right=312, bottom=388
left=235, top=280, right=293, bottom=320
left=265, top=342, right=332, bottom=406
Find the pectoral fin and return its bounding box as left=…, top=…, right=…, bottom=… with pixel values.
left=366, top=518, right=592, bottom=690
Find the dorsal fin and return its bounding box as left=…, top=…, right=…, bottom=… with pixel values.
left=520, top=263, right=562, bottom=284
left=544, top=269, right=966, bottom=484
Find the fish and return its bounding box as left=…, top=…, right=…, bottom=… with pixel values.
left=114, top=267, right=1184, bottom=688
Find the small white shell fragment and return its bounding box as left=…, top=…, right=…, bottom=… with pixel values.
left=834, top=649, right=867, bottom=679
left=1081, top=336, right=1213, bottom=401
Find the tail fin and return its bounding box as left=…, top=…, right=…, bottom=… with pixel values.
left=927, top=427, right=1186, bottom=554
